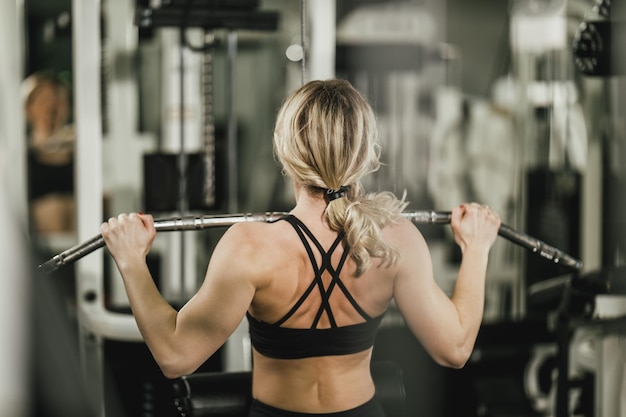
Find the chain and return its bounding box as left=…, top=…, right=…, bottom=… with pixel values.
left=201, top=31, right=216, bottom=207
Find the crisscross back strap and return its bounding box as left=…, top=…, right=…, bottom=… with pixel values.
left=274, top=215, right=372, bottom=328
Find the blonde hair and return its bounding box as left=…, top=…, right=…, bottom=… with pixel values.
left=273, top=79, right=408, bottom=276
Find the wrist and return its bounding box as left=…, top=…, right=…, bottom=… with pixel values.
left=460, top=244, right=491, bottom=261
left=114, top=256, right=148, bottom=276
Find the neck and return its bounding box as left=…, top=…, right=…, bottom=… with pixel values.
left=291, top=183, right=328, bottom=223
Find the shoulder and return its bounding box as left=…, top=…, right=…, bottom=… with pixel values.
left=219, top=219, right=294, bottom=249
left=379, top=217, right=436, bottom=286
left=210, top=219, right=297, bottom=276
left=383, top=216, right=427, bottom=247
left=381, top=216, right=432, bottom=269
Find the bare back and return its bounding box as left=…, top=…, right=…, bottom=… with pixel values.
left=244, top=214, right=397, bottom=413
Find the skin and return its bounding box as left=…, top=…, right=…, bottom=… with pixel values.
left=26, top=81, right=76, bottom=234
left=101, top=182, right=501, bottom=413
left=26, top=82, right=72, bottom=165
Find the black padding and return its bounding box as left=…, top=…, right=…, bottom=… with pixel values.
left=173, top=371, right=252, bottom=417
left=173, top=361, right=405, bottom=417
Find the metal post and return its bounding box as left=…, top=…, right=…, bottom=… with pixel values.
left=0, top=2, right=28, bottom=415
left=72, top=0, right=106, bottom=414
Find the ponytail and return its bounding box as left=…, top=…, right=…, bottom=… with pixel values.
left=325, top=184, right=407, bottom=276
left=274, top=79, right=408, bottom=276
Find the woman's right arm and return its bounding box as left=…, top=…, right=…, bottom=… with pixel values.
left=102, top=215, right=260, bottom=378
left=391, top=203, right=500, bottom=368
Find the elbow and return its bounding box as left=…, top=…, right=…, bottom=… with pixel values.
left=160, top=363, right=196, bottom=380
left=160, top=365, right=187, bottom=380
left=433, top=345, right=474, bottom=369
left=440, top=357, right=469, bottom=370
left=155, top=353, right=196, bottom=379
left=435, top=356, right=468, bottom=370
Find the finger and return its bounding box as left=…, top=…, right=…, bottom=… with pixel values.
left=476, top=203, right=494, bottom=216
left=102, top=217, right=118, bottom=235
left=463, top=202, right=480, bottom=217
left=138, top=212, right=154, bottom=228
left=451, top=204, right=465, bottom=224
left=482, top=204, right=500, bottom=220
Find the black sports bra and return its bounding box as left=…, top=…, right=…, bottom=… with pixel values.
left=27, top=150, right=74, bottom=201
left=246, top=215, right=384, bottom=359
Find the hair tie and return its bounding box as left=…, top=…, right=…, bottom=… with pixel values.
left=325, top=186, right=348, bottom=202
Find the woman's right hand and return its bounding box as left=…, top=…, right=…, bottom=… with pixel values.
left=450, top=202, right=501, bottom=254
left=100, top=212, right=156, bottom=270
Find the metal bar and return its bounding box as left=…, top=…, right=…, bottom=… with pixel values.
left=497, top=224, right=583, bottom=271
left=39, top=212, right=286, bottom=273
left=403, top=211, right=583, bottom=271
left=135, top=7, right=279, bottom=31
left=155, top=0, right=261, bottom=9
left=38, top=210, right=584, bottom=274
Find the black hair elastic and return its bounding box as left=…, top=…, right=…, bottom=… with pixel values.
left=325, top=186, right=348, bottom=201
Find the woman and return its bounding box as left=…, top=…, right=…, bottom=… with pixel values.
left=23, top=71, right=76, bottom=235
left=101, top=79, right=501, bottom=416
